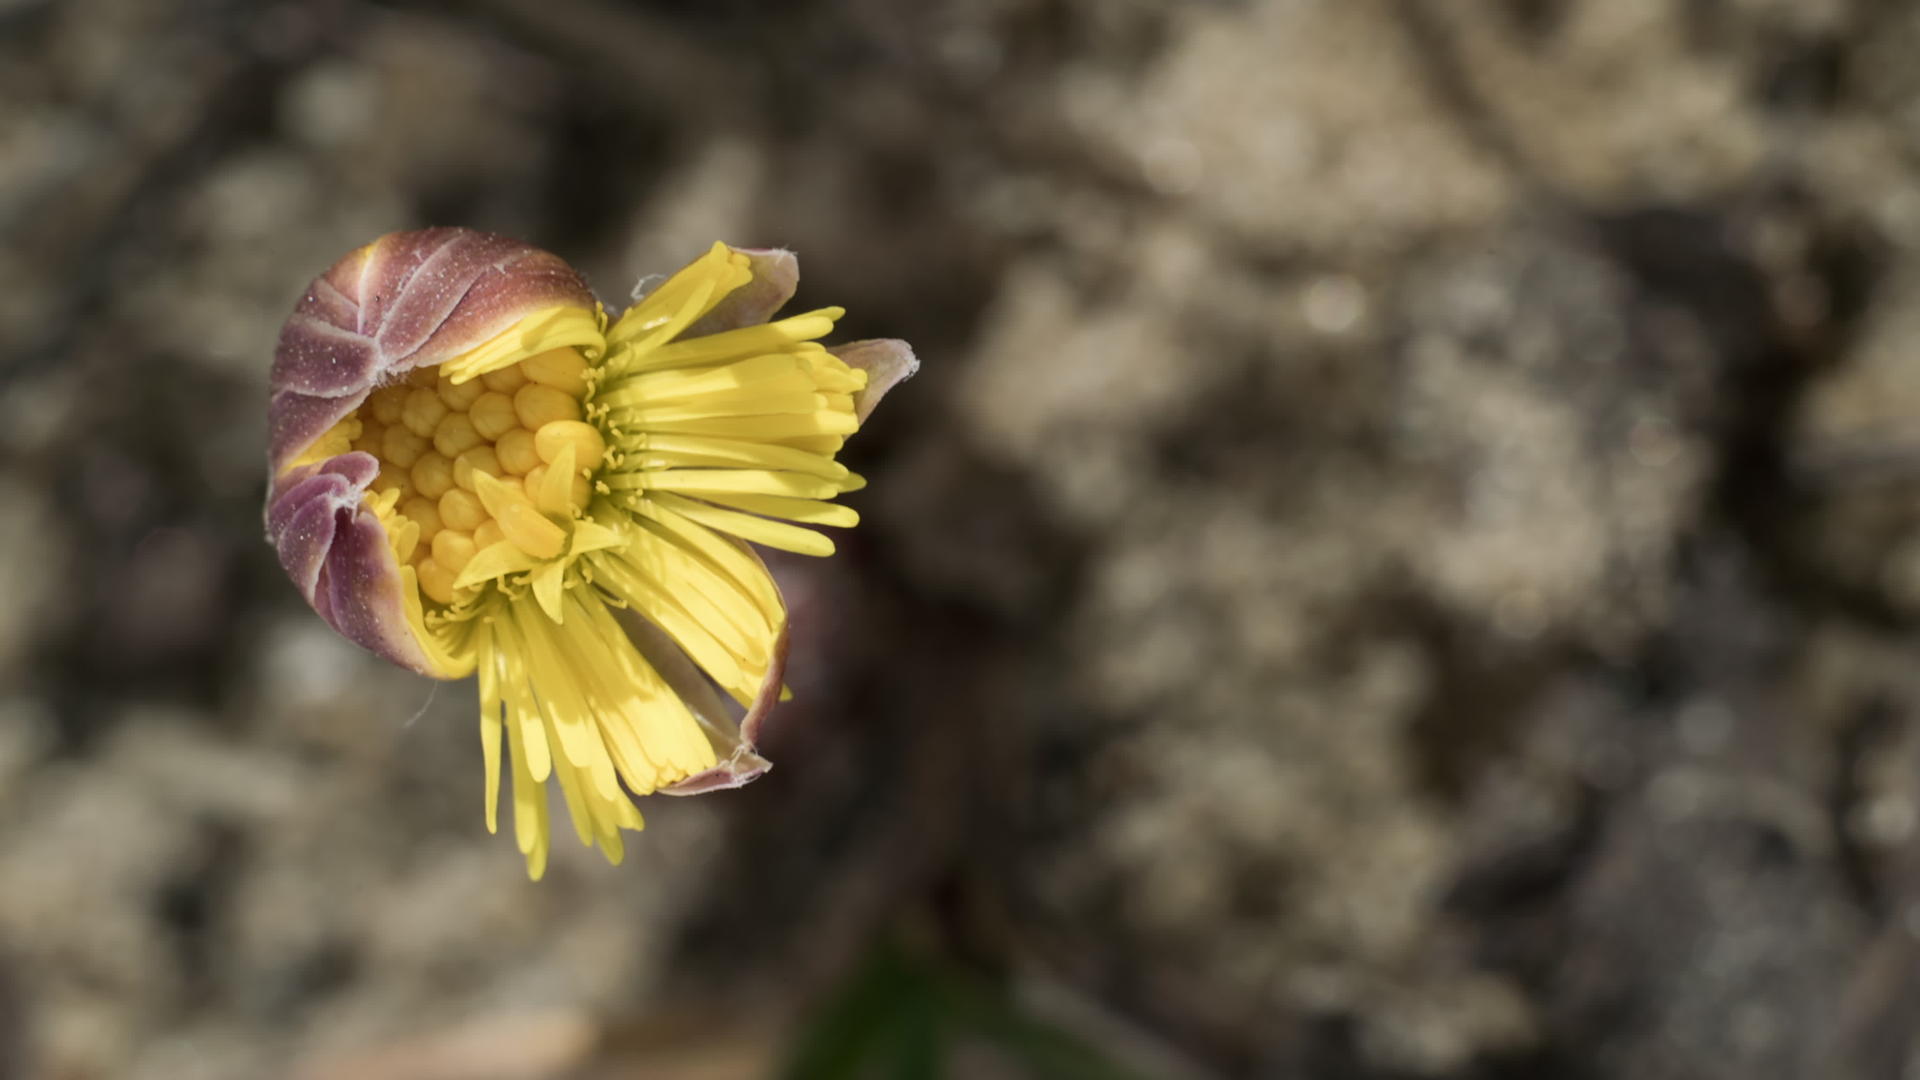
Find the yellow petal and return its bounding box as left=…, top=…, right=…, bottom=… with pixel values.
left=535, top=443, right=578, bottom=518
left=473, top=471, right=567, bottom=559
left=454, top=540, right=539, bottom=590
left=532, top=559, right=567, bottom=623
left=438, top=305, right=606, bottom=385
left=475, top=617, right=503, bottom=834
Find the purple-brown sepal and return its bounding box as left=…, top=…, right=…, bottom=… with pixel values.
left=266, top=228, right=594, bottom=476
left=265, top=454, right=441, bottom=676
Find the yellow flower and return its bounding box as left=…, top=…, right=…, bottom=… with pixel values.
left=265, top=229, right=916, bottom=877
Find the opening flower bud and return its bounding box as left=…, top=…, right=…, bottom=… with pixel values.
left=264, top=228, right=918, bottom=878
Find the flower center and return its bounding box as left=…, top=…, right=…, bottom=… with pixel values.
left=338, top=347, right=607, bottom=606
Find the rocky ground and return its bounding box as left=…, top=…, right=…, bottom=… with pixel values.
left=5, top=0, right=1920, bottom=1077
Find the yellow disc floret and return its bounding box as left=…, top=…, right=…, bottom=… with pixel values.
left=308, top=344, right=608, bottom=608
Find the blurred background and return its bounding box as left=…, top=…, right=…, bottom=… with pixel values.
left=5, top=0, right=1920, bottom=1077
